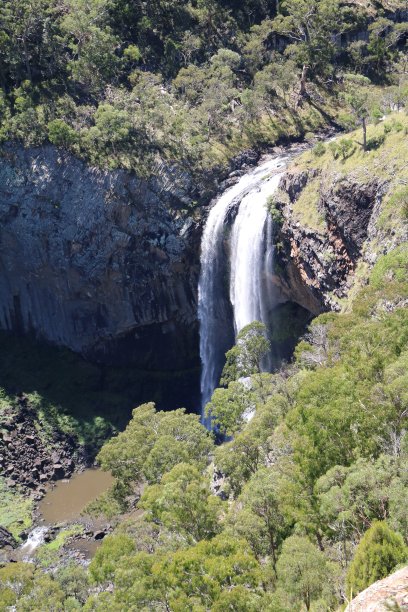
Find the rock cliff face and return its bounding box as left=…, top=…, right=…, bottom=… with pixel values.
left=273, top=167, right=388, bottom=314
left=345, top=566, right=408, bottom=611
left=0, top=142, right=395, bottom=410
left=0, top=145, right=201, bottom=379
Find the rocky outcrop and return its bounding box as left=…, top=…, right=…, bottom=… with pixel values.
left=0, top=144, right=269, bottom=410
left=0, top=145, right=201, bottom=378
left=273, top=168, right=387, bottom=313
left=345, top=566, right=408, bottom=611
left=0, top=141, right=395, bottom=414
left=0, top=526, right=17, bottom=549
left=0, top=394, right=82, bottom=493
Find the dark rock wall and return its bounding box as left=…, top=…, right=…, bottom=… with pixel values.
left=0, top=146, right=201, bottom=373
left=273, top=169, right=386, bottom=313
left=0, top=143, right=389, bottom=412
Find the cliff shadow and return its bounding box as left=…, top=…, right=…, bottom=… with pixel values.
left=0, top=331, right=200, bottom=459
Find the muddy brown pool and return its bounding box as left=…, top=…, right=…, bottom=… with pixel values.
left=39, top=468, right=114, bottom=524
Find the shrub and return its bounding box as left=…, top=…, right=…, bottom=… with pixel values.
left=312, top=142, right=326, bottom=157
left=48, top=119, right=77, bottom=147
left=277, top=535, right=334, bottom=610
left=337, top=138, right=354, bottom=159
left=124, top=44, right=142, bottom=62
left=382, top=119, right=402, bottom=134
left=366, top=134, right=385, bottom=150
left=371, top=106, right=383, bottom=125
left=384, top=119, right=404, bottom=133
left=328, top=141, right=339, bottom=159
left=346, top=522, right=407, bottom=597
left=267, top=196, right=284, bottom=225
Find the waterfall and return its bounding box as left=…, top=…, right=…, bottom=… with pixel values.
left=229, top=171, right=284, bottom=334
left=18, top=526, right=48, bottom=560
left=198, top=155, right=288, bottom=424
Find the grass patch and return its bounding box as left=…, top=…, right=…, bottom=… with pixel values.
left=294, top=112, right=408, bottom=184
left=0, top=478, right=33, bottom=541
left=291, top=178, right=326, bottom=233
left=35, top=524, right=84, bottom=568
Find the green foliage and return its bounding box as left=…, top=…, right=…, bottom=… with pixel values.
left=55, top=563, right=90, bottom=605
left=317, top=456, right=408, bottom=546
left=221, top=321, right=270, bottom=385
left=48, top=119, right=77, bottom=148
left=229, top=467, right=291, bottom=569
left=346, top=522, right=407, bottom=596
left=337, top=137, right=355, bottom=159
left=366, top=133, right=386, bottom=150
left=0, top=3, right=407, bottom=609
left=276, top=535, right=334, bottom=610
left=267, top=195, right=285, bottom=225
left=89, top=534, right=136, bottom=584
left=140, top=462, right=223, bottom=543
left=0, top=563, right=35, bottom=609
left=4, top=211, right=408, bottom=612
left=328, top=141, right=339, bottom=159
left=272, top=0, right=344, bottom=81
left=0, top=0, right=402, bottom=176
left=14, top=572, right=66, bottom=612
left=205, top=380, right=253, bottom=435
left=312, top=142, right=326, bottom=157
left=369, top=245, right=408, bottom=290
left=97, top=403, right=213, bottom=493
left=110, top=534, right=263, bottom=610
left=0, top=477, right=33, bottom=540
left=123, top=45, right=142, bottom=63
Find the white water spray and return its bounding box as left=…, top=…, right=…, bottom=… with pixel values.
left=198, top=156, right=288, bottom=423
left=18, top=526, right=48, bottom=560
left=229, top=171, right=284, bottom=334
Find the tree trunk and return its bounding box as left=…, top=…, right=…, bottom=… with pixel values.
left=23, top=38, right=32, bottom=81
left=316, top=530, right=325, bottom=551
left=305, top=589, right=311, bottom=611
left=299, top=64, right=309, bottom=98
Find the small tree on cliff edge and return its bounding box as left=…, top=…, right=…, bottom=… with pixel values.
left=221, top=321, right=270, bottom=385
left=344, top=76, right=371, bottom=151
left=346, top=521, right=407, bottom=598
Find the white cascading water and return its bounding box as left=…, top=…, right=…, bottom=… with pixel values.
left=229, top=171, right=284, bottom=334
left=198, top=155, right=288, bottom=424
left=18, top=526, right=48, bottom=561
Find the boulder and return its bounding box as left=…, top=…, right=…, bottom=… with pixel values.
left=0, top=526, right=17, bottom=549
left=345, top=566, right=408, bottom=611
left=51, top=464, right=65, bottom=480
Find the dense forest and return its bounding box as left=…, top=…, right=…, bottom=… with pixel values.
left=0, top=0, right=407, bottom=174
left=2, top=216, right=408, bottom=609
left=0, top=0, right=408, bottom=609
